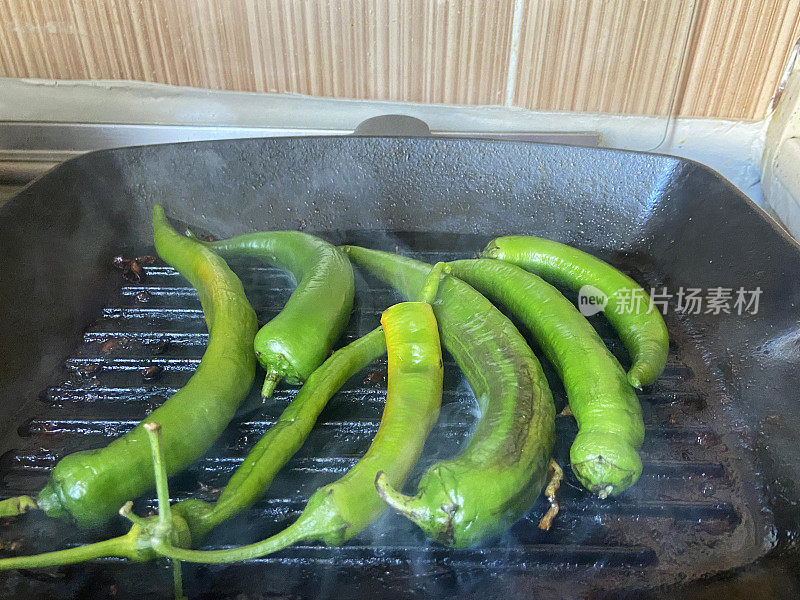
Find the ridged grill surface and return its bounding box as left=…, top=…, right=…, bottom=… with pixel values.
left=0, top=241, right=761, bottom=598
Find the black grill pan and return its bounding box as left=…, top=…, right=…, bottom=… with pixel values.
left=1, top=136, right=799, bottom=599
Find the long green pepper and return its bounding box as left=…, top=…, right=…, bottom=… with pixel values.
left=482, top=235, right=669, bottom=389
left=4, top=206, right=259, bottom=531
left=197, top=232, right=354, bottom=398
left=448, top=259, right=644, bottom=497
left=345, top=247, right=556, bottom=549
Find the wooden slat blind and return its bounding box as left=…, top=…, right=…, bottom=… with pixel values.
left=1, top=0, right=798, bottom=120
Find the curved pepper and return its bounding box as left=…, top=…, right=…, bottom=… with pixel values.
left=198, top=232, right=354, bottom=398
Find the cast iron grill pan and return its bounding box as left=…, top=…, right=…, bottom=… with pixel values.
left=1, top=136, right=798, bottom=598
left=0, top=237, right=761, bottom=598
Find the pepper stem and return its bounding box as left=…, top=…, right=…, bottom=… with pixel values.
left=144, top=422, right=185, bottom=600
left=119, top=501, right=150, bottom=529
left=152, top=518, right=307, bottom=564
left=0, top=535, right=133, bottom=570
left=0, top=495, right=37, bottom=518
left=374, top=471, right=428, bottom=523
left=144, top=422, right=173, bottom=533
left=172, top=560, right=186, bottom=600
left=538, top=459, right=564, bottom=531
left=260, top=372, right=280, bottom=400
left=418, top=262, right=450, bottom=304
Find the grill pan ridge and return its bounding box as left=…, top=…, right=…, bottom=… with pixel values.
left=1, top=136, right=799, bottom=598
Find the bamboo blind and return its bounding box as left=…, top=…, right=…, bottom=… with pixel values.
left=1, top=0, right=798, bottom=120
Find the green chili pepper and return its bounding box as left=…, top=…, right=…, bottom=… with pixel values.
left=482, top=235, right=669, bottom=389
left=196, top=232, right=354, bottom=398
left=8, top=206, right=258, bottom=531
left=344, top=247, right=556, bottom=549
left=448, top=259, right=644, bottom=497
left=145, top=265, right=446, bottom=563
